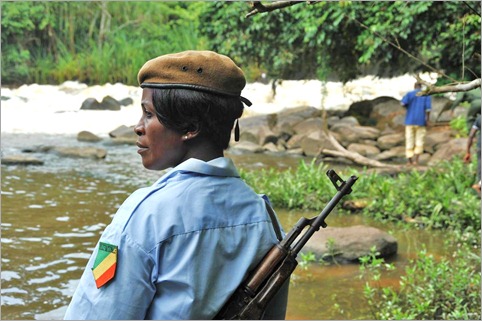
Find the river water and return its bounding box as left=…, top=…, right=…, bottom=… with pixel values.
left=1, top=133, right=453, bottom=320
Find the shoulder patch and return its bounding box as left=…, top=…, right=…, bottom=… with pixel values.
left=91, top=242, right=118, bottom=288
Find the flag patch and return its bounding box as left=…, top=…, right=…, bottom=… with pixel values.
left=92, top=242, right=118, bottom=288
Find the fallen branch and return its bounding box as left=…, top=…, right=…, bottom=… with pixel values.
left=416, top=77, right=481, bottom=96
left=321, top=132, right=401, bottom=169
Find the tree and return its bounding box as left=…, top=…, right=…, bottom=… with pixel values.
left=201, top=1, right=481, bottom=168
left=200, top=1, right=480, bottom=86
left=241, top=1, right=481, bottom=95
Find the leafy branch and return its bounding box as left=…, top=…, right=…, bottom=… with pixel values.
left=246, top=1, right=320, bottom=18
left=244, top=1, right=481, bottom=95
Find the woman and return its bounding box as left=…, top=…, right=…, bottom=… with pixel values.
left=64, top=50, right=288, bottom=319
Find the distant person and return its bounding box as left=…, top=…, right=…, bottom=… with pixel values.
left=463, top=114, right=481, bottom=195
left=401, top=82, right=432, bottom=165
left=64, top=50, right=288, bottom=319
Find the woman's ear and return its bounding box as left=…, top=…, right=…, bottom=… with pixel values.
left=181, top=125, right=200, bottom=141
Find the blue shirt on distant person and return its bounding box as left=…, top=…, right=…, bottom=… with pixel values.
left=64, top=157, right=288, bottom=320
left=401, top=88, right=432, bottom=125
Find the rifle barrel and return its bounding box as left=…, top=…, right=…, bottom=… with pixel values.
left=290, top=175, right=357, bottom=255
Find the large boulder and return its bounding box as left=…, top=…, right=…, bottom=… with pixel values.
left=304, top=225, right=398, bottom=264
left=345, top=96, right=400, bottom=128
left=369, top=97, right=405, bottom=131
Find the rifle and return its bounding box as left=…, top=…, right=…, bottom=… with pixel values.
left=214, top=169, right=358, bottom=320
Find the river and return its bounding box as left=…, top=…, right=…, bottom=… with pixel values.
left=0, top=132, right=455, bottom=320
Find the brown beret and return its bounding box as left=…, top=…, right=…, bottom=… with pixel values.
left=138, top=50, right=251, bottom=106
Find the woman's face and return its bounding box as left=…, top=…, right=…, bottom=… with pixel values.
left=134, top=88, right=187, bottom=170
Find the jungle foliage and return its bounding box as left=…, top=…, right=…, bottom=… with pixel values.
left=1, top=1, right=480, bottom=85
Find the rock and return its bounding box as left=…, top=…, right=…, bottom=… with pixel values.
left=369, top=97, right=405, bottom=130
left=109, top=125, right=136, bottom=138
left=347, top=143, right=381, bottom=158
left=424, top=130, right=453, bottom=153
left=99, top=95, right=122, bottom=111
left=330, top=125, right=380, bottom=144
left=110, top=136, right=137, bottom=145
left=292, top=117, right=324, bottom=135
left=337, top=116, right=360, bottom=127
left=430, top=96, right=454, bottom=122
left=303, top=225, right=398, bottom=264
left=108, top=125, right=137, bottom=144
left=263, top=142, right=280, bottom=152
left=239, top=114, right=276, bottom=130
left=428, top=138, right=466, bottom=165
left=273, top=106, right=321, bottom=135
left=53, top=147, right=107, bottom=159
left=418, top=153, right=432, bottom=165
left=258, top=126, right=278, bottom=146
left=285, top=134, right=305, bottom=150
left=327, top=116, right=341, bottom=128
left=300, top=131, right=337, bottom=157
left=239, top=127, right=260, bottom=144
left=118, top=97, right=134, bottom=106
left=77, top=131, right=102, bottom=142
left=80, top=95, right=122, bottom=111
left=374, top=146, right=405, bottom=161
left=377, top=133, right=404, bottom=150
left=342, top=199, right=370, bottom=210
left=2, top=154, right=44, bottom=166
left=80, top=97, right=101, bottom=110
left=229, top=141, right=264, bottom=153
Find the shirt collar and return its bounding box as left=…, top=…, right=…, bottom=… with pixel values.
left=154, top=157, right=240, bottom=185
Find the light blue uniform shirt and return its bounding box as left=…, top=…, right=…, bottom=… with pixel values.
left=64, top=157, right=288, bottom=320
left=401, top=88, right=432, bottom=126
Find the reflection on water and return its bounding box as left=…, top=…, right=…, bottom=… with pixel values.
left=1, top=133, right=454, bottom=320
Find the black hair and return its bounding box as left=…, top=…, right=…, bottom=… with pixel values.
left=151, top=89, right=244, bottom=150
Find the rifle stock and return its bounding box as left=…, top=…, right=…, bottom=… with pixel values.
left=214, top=169, right=358, bottom=320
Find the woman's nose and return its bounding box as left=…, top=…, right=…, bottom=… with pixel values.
left=134, top=122, right=144, bottom=136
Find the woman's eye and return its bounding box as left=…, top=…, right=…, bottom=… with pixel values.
left=142, top=108, right=153, bottom=118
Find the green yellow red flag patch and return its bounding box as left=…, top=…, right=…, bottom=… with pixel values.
left=92, top=242, right=118, bottom=288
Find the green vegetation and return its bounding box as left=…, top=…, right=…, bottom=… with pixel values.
left=359, top=246, right=480, bottom=320
left=241, top=158, right=480, bottom=241
left=1, top=1, right=205, bottom=85
left=242, top=158, right=480, bottom=319
left=450, top=115, right=470, bottom=137
left=2, top=1, right=480, bottom=85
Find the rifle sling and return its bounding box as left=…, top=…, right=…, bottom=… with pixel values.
left=264, top=200, right=283, bottom=242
